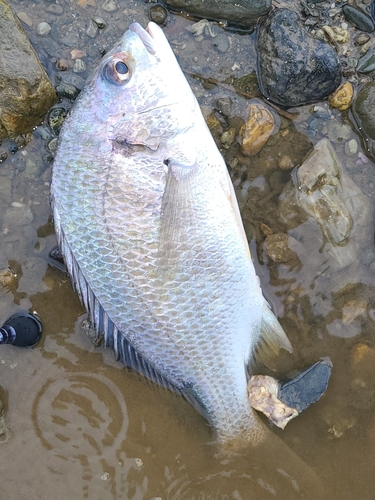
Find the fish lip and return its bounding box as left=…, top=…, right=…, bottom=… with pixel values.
left=128, top=22, right=157, bottom=55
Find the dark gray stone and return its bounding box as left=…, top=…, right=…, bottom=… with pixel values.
left=257, top=9, right=342, bottom=107
left=279, top=358, right=332, bottom=413
left=162, top=0, right=271, bottom=28
left=343, top=5, right=374, bottom=33
left=351, top=82, right=375, bottom=161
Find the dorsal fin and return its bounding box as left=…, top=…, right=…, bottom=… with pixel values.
left=252, top=301, right=293, bottom=368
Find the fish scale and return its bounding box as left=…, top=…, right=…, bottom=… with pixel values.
left=52, top=21, right=292, bottom=444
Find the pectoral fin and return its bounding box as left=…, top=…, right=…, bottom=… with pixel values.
left=252, top=302, right=293, bottom=367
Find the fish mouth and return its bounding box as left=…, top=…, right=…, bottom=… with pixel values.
left=129, top=22, right=157, bottom=55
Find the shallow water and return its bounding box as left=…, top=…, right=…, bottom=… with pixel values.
left=1, top=1, right=375, bottom=499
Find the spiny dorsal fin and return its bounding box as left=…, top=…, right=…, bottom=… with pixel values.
left=252, top=302, right=293, bottom=368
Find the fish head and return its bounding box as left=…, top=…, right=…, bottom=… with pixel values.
left=80, top=22, right=198, bottom=152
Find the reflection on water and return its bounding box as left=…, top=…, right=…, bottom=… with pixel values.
left=1, top=0, right=375, bottom=498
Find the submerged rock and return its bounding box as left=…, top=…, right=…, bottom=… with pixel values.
left=239, top=100, right=276, bottom=156
left=263, top=232, right=299, bottom=264
left=342, top=4, right=374, bottom=33
left=351, top=82, right=375, bottom=161
left=279, top=139, right=371, bottom=268
left=162, top=0, right=271, bottom=28
left=328, top=82, right=353, bottom=111
left=257, top=9, right=341, bottom=107
left=0, top=0, right=57, bottom=137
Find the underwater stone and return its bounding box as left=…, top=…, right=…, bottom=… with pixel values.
left=279, top=358, right=333, bottom=414
left=239, top=101, right=275, bottom=156
left=351, top=82, right=375, bottom=161
left=48, top=107, right=67, bottom=136
left=149, top=5, right=168, bottom=25
left=342, top=5, right=374, bottom=33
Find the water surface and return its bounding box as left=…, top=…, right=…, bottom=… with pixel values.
left=1, top=1, right=375, bottom=498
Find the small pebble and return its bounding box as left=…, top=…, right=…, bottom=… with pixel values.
left=149, top=5, right=168, bottom=25
left=70, top=49, right=87, bottom=60
left=55, top=82, right=80, bottom=100
left=213, top=33, right=229, bottom=53
left=354, top=33, right=371, bottom=45
left=73, top=59, right=87, bottom=73
left=216, top=97, right=232, bottom=117
left=47, top=138, right=58, bottom=156
left=56, top=58, right=68, bottom=71
left=36, top=21, right=52, bottom=36
left=46, top=4, right=64, bottom=15
left=327, top=121, right=352, bottom=143
left=48, top=107, right=67, bottom=135
left=345, top=139, right=358, bottom=156
left=101, top=0, right=118, bottom=12
left=92, top=16, right=105, bottom=29
left=278, top=155, right=294, bottom=170
left=8, top=143, right=18, bottom=154
left=328, top=82, right=354, bottom=111
left=220, top=127, right=236, bottom=149
left=86, top=21, right=98, bottom=38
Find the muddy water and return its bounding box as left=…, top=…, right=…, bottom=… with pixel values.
left=1, top=1, right=375, bottom=499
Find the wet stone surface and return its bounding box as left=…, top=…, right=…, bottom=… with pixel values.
left=257, top=9, right=342, bottom=107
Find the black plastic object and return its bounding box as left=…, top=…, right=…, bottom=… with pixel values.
left=0, top=311, right=42, bottom=347
left=279, top=357, right=333, bottom=413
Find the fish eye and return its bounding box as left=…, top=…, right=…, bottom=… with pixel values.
left=102, top=57, right=131, bottom=85
left=115, top=61, right=128, bottom=74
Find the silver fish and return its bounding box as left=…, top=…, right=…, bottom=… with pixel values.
left=51, top=22, right=292, bottom=445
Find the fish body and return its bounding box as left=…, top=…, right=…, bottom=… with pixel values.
left=51, top=22, right=291, bottom=444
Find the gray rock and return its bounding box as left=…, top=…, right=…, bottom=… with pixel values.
left=345, top=139, right=358, bottom=156
left=17, top=11, right=32, bottom=26
left=36, top=21, right=52, bottom=36
left=216, top=96, right=232, bottom=117
left=214, top=33, right=230, bottom=53
left=0, top=0, right=57, bottom=138
left=101, top=0, right=117, bottom=12
left=47, top=107, right=67, bottom=136
left=46, top=4, right=64, bottom=15
left=257, top=9, right=341, bottom=107
left=23, top=157, right=45, bottom=181
left=342, top=5, right=374, bottom=33
left=162, top=0, right=271, bottom=28
left=73, top=59, right=87, bottom=73
left=279, top=139, right=371, bottom=268
left=351, top=82, right=375, bottom=161
left=327, top=121, right=352, bottom=143
left=92, top=16, right=105, bottom=29
left=0, top=176, right=12, bottom=204
left=86, top=20, right=98, bottom=38
left=4, top=205, right=34, bottom=227
left=149, top=5, right=168, bottom=25
left=55, top=82, right=80, bottom=100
